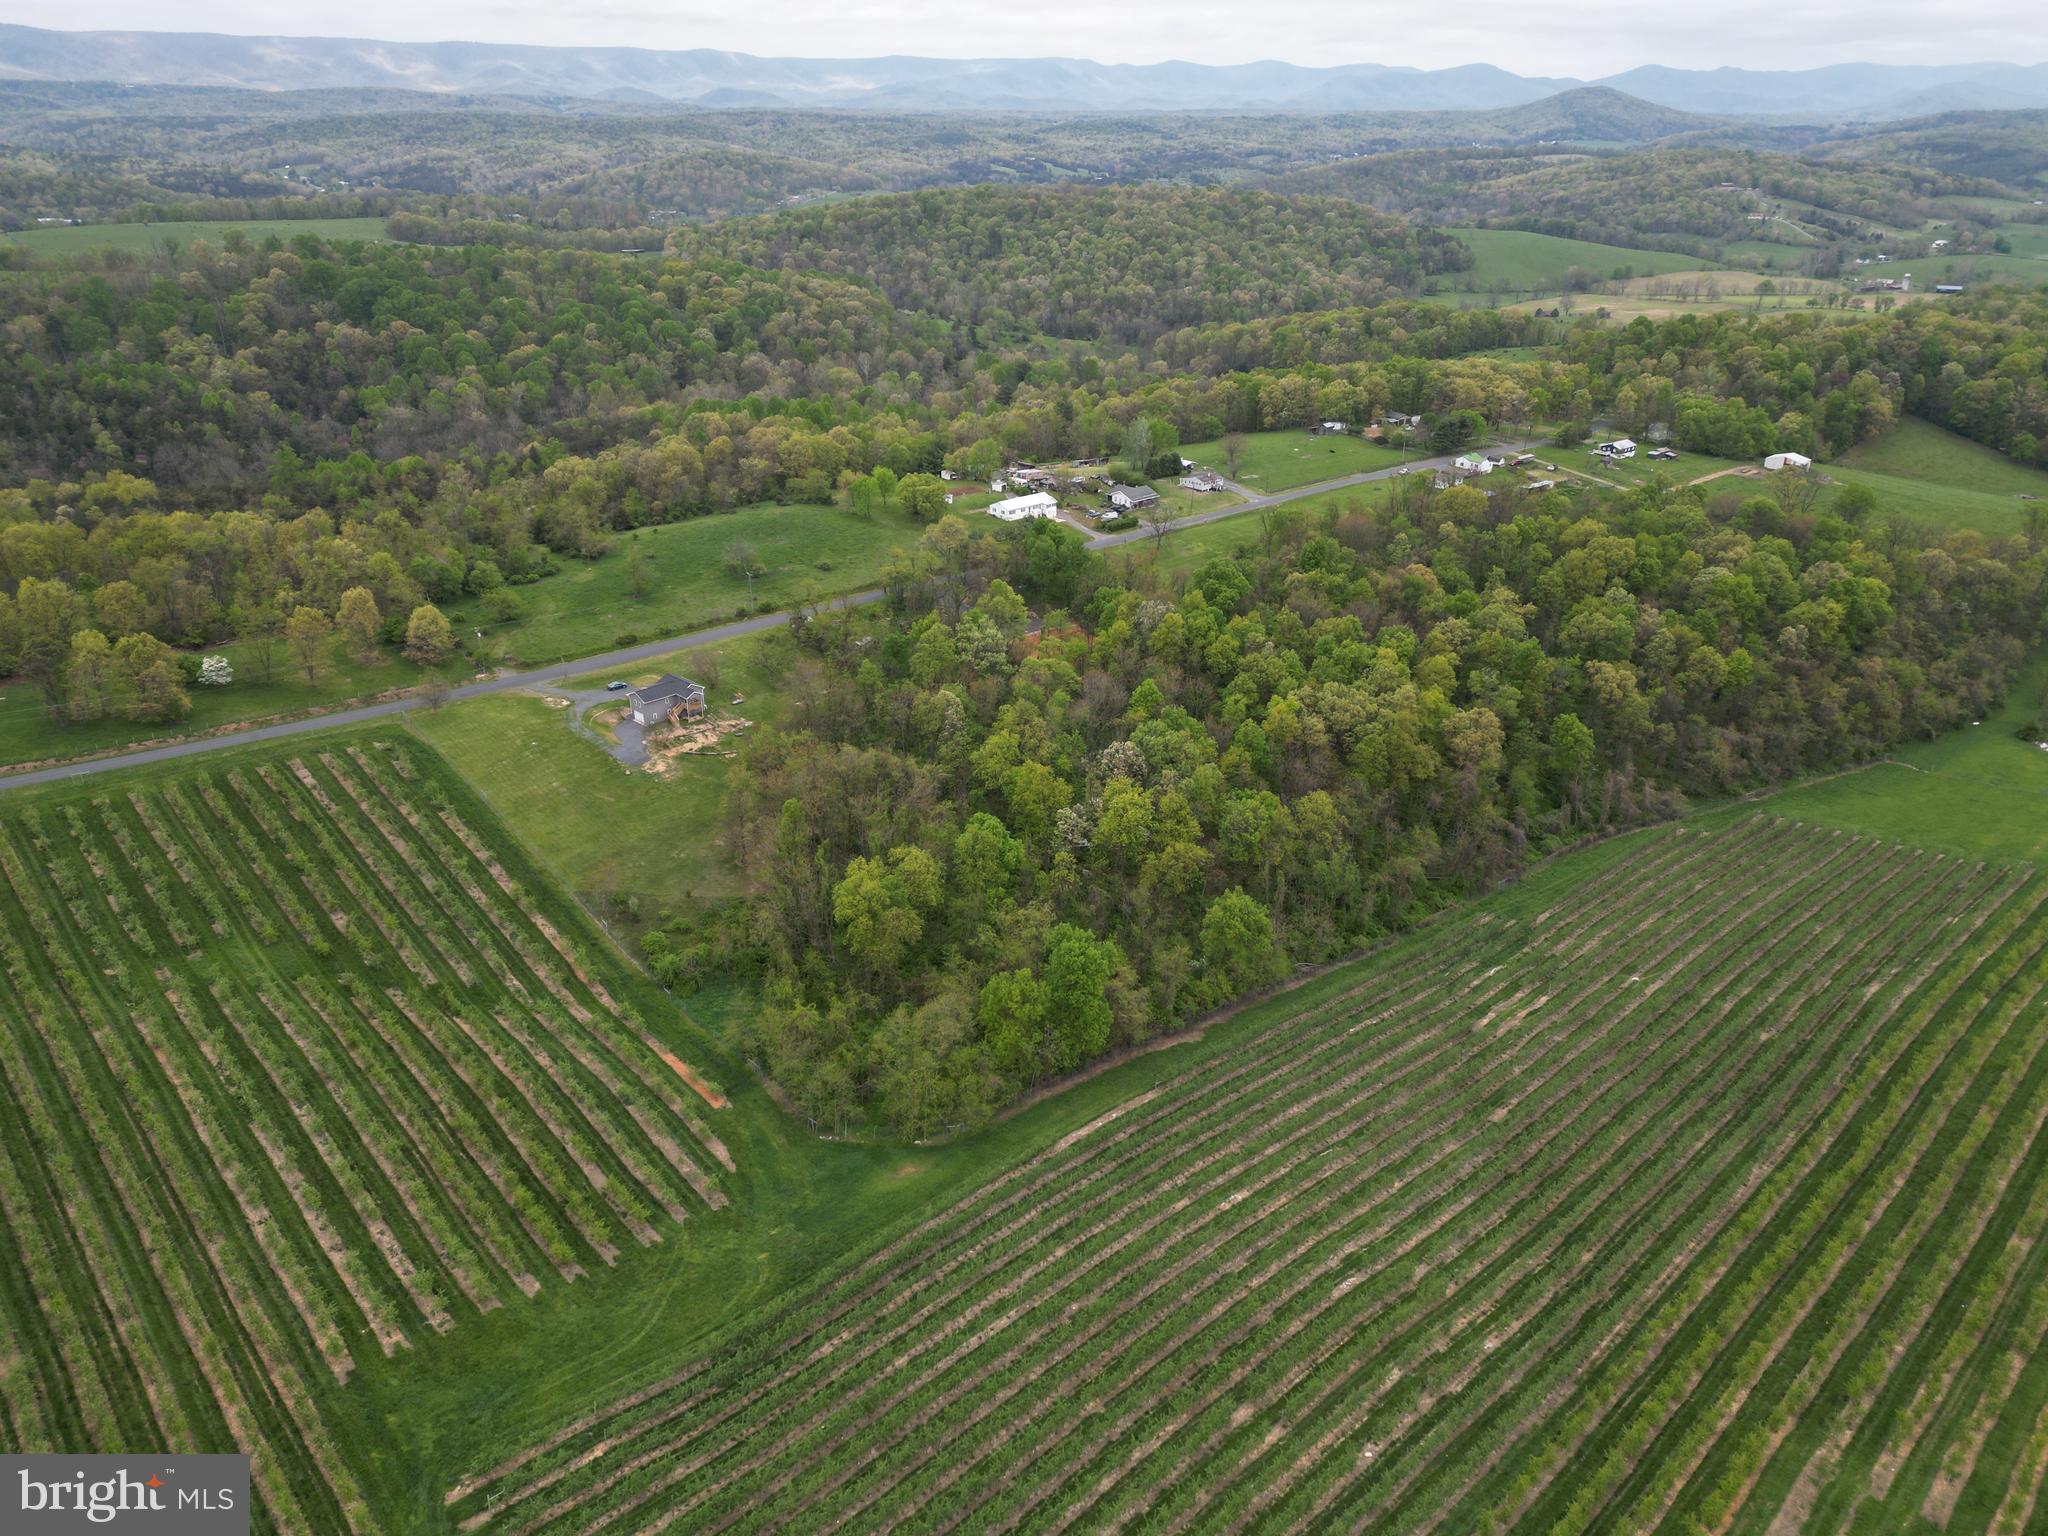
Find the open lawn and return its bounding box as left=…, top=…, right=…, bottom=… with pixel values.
left=1569, top=448, right=1757, bottom=490
left=407, top=631, right=792, bottom=930
left=446, top=502, right=921, bottom=669
left=1, top=216, right=392, bottom=257
left=1181, top=429, right=1409, bottom=491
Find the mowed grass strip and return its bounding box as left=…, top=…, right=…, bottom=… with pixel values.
left=0, top=734, right=732, bottom=1532
left=449, top=817, right=2048, bottom=1536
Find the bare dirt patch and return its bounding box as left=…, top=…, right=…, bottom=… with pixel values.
left=643, top=713, right=753, bottom=774
left=650, top=1045, right=730, bottom=1109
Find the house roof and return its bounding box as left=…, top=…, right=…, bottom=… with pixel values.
left=989, top=491, right=1059, bottom=518
left=1110, top=483, right=1160, bottom=503
left=629, top=673, right=703, bottom=708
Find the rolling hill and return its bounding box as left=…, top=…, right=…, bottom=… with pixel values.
left=6, top=24, right=2048, bottom=116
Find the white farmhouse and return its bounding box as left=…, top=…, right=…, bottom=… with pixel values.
left=987, top=492, right=1060, bottom=522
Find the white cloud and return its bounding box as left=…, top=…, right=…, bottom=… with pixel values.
left=4, top=0, right=2041, bottom=76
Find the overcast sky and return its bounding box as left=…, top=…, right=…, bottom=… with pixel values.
left=4, top=2, right=2042, bottom=76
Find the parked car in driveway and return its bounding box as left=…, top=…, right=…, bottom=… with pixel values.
left=606, top=680, right=628, bottom=691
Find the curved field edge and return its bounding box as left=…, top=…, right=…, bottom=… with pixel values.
left=442, top=816, right=2048, bottom=1536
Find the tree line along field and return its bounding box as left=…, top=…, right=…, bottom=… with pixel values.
left=0, top=734, right=736, bottom=1533
left=447, top=815, right=2048, bottom=1536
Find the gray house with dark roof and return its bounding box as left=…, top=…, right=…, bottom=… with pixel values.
left=627, top=673, right=707, bottom=727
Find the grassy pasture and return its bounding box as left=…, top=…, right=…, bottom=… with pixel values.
left=1839, top=417, right=2048, bottom=505
left=447, top=502, right=922, bottom=670
left=1715, top=237, right=1832, bottom=268
left=0, top=216, right=392, bottom=258
left=1913, top=252, right=2048, bottom=288
left=1440, top=227, right=1707, bottom=292
left=1826, top=420, right=2048, bottom=538
left=1181, top=429, right=1410, bottom=491
left=446, top=814, right=2048, bottom=1535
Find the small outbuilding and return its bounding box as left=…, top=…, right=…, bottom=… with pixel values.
left=1763, top=452, right=1813, bottom=471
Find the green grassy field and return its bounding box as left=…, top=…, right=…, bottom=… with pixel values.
left=1914, top=251, right=2048, bottom=288
left=446, top=812, right=2048, bottom=1535
left=1839, top=417, right=2048, bottom=511
left=1181, top=429, right=1410, bottom=491
left=1745, top=652, right=2048, bottom=868
left=407, top=630, right=794, bottom=928
left=0, top=216, right=392, bottom=258
left=1715, top=238, right=1828, bottom=268
left=447, top=502, right=921, bottom=669
left=1440, top=227, right=1709, bottom=293
left=1828, top=420, right=2048, bottom=539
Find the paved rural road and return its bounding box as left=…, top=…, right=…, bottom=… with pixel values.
left=0, top=593, right=886, bottom=790
left=0, top=447, right=1513, bottom=792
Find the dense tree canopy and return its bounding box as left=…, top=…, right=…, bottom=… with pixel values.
left=656, top=469, right=2044, bottom=1136
left=677, top=185, right=1470, bottom=346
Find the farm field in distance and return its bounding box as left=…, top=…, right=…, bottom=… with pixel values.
left=0, top=215, right=394, bottom=257
left=446, top=814, right=2048, bottom=1536
left=1441, top=227, right=1708, bottom=292
left=0, top=734, right=737, bottom=1532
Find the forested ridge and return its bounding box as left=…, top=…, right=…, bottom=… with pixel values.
left=679, top=470, right=2045, bottom=1135
left=673, top=184, right=1472, bottom=344
left=0, top=240, right=950, bottom=486
left=4, top=216, right=2047, bottom=715
left=1275, top=146, right=2022, bottom=266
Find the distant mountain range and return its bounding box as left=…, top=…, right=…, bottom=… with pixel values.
left=4, top=24, right=2048, bottom=119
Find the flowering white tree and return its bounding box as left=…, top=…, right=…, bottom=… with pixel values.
left=196, top=655, right=234, bottom=687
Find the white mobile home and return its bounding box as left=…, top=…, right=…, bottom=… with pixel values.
left=987, top=492, right=1060, bottom=522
